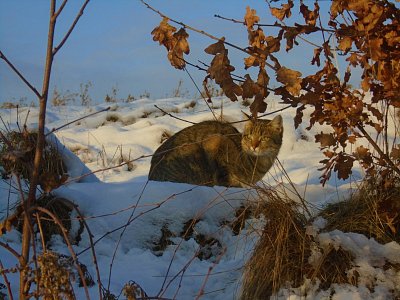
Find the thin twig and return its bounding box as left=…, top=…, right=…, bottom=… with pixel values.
left=33, top=206, right=91, bottom=300
left=154, top=105, right=196, bottom=124
left=73, top=204, right=103, bottom=300
left=183, top=66, right=218, bottom=121
left=46, top=106, right=110, bottom=136
left=0, top=260, right=14, bottom=300
left=0, top=51, right=41, bottom=98
left=76, top=185, right=198, bottom=257
left=140, top=0, right=277, bottom=71
left=358, top=125, right=400, bottom=176
left=53, top=0, right=91, bottom=55
left=54, top=0, right=68, bottom=19
left=0, top=241, right=20, bottom=260
left=195, top=247, right=227, bottom=300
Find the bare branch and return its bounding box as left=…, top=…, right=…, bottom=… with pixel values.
left=54, top=0, right=68, bottom=19
left=195, top=247, right=227, bottom=300
left=0, top=50, right=41, bottom=99
left=73, top=204, right=103, bottom=300
left=0, top=260, right=14, bottom=300
left=0, top=241, right=20, bottom=260
left=141, top=0, right=277, bottom=71
left=53, top=0, right=91, bottom=55
left=46, top=106, right=111, bottom=136
left=358, top=126, right=400, bottom=176
left=154, top=105, right=196, bottom=124
left=33, top=207, right=91, bottom=300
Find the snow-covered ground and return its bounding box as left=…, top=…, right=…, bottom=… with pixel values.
left=0, top=95, right=399, bottom=299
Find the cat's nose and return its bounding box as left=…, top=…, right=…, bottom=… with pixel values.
left=251, top=139, right=260, bottom=151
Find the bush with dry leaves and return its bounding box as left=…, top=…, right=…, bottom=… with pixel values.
left=148, top=0, right=400, bottom=187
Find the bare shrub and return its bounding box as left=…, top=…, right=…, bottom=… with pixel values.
left=51, top=86, right=77, bottom=106
left=79, top=81, right=93, bottom=106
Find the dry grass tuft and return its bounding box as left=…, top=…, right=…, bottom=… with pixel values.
left=241, top=189, right=312, bottom=299
left=0, top=130, right=67, bottom=192
left=241, top=179, right=400, bottom=299
left=14, top=194, right=84, bottom=246
left=319, top=183, right=400, bottom=244
left=307, top=245, right=355, bottom=290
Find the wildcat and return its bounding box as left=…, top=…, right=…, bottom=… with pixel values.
left=148, top=115, right=283, bottom=187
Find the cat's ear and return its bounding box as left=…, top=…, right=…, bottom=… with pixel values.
left=269, top=115, right=283, bottom=132
left=242, top=111, right=256, bottom=125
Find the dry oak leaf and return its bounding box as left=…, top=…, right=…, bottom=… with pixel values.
left=300, top=2, right=319, bottom=26
left=244, top=55, right=259, bottom=69
left=338, top=36, right=353, bottom=52
left=249, top=28, right=266, bottom=49
left=390, top=146, right=400, bottom=160
left=242, top=74, right=258, bottom=99
left=205, top=39, right=226, bottom=55
left=270, top=0, right=293, bottom=21
left=257, top=68, right=270, bottom=97
left=346, top=52, right=360, bottom=67
left=167, top=28, right=190, bottom=69
left=250, top=93, right=268, bottom=115
left=315, top=132, right=336, bottom=148
left=151, top=17, right=176, bottom=49
left=265, top=35, right=281, bottom=54
left=276, top=66, right=302, bottom=96
left=334, top=154, right=354, bottom=180
left=311, top=47, right=322, bottom=66
left=369, top=38, right=386, bottom=61
left=244, top=6, right=260, bottom=29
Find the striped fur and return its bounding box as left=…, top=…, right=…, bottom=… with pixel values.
left=149, top=115, right=283, bottom=187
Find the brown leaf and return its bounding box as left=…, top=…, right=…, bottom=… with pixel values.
left=151, top=17, right=176, bottom=49
left=167, top=28, right=190, bottom=69
left=367, top=104, right=383, bottom=121
left=334, top=153, right=354, bottom=180
left=294, top=105, right=305, bottom=129
left=174, top=28, right=190, bottom=54
left=300, top=2, right=319, bottom=26
left=265, top=35, right=281, bottom=54
left=276, top=67, right=302, bottom=96
left=250, top=93, right=268, bottom=115
left=369, top=38, right=385, bottom=61
left=354, top=145, right=369, bottom=159
left=244, top=6, right=260, bottom=29
left=338, top=36, right=353, bottom=52
left=244, top=55, right=259, bottom=69
left=346, top=52, right=360, bottom=67
left=390, top=146, right=400, bottom=160
left=311, top=47, right=322, bottom=66
left=257, top=68, right=270, bottom=95
left=315, top=132, right=336, bottom=148
left=270, top=0, right=293, bottom=21
left=205, top=39, right=226, bottom=55
left=242, top=74, right=258, bottom=99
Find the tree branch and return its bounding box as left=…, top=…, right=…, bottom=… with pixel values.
left=0, top=241, right=20, bottom=260
left=0, top=51, right=41, bottom=99
left=46, top=106, right=110, bottom=136
left=54, top=0, right=68, bottom=19
left=141, top=0, right=277, bottom=71
left=0, top=260, right=14, bottom=300
left=53, top=0, right=91, bottom=55
left=154, top=105, right=196, bottom=124
left=358, top=125, right=400, bottom=176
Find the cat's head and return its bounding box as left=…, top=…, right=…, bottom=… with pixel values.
left=241, top=115, right=283, bottom=156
